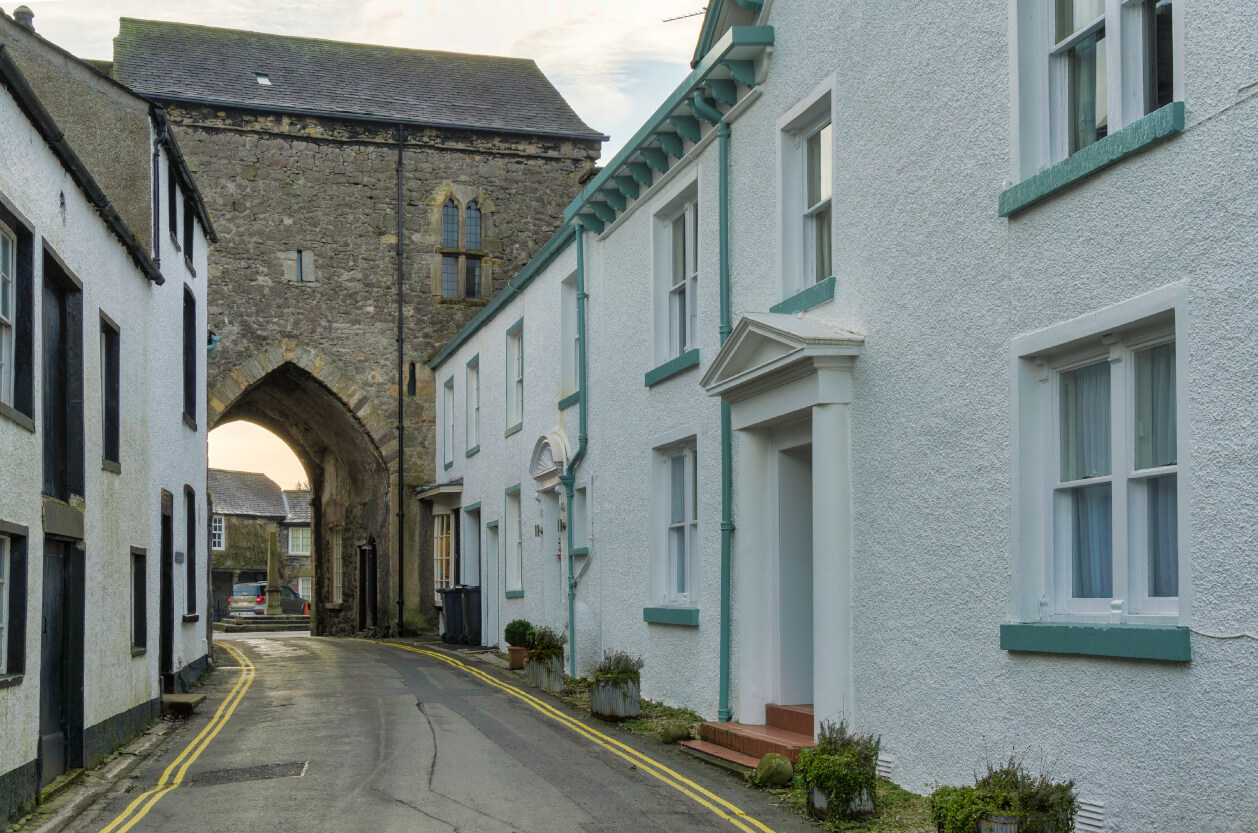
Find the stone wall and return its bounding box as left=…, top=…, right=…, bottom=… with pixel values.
left=168, top=103, right=598, bottom=632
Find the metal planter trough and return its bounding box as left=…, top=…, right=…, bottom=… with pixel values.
left=807, top=786, right=874, bottom=822
left=525, top=655, right=564, bottom=692
left=978, top=814, right=1064, bottom=833
left=589, top=679, right=640, bottom=721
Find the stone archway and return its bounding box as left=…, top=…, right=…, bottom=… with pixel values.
left=209, top=340, right=395, bottom=636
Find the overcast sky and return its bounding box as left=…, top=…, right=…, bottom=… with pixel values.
left=11, top=1, right=706, bottom=488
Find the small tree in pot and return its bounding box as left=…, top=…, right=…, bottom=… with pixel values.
left=798, top=720, right=880, bottom=822
left=504, top=619, right=533, bottom=670
left=589, top=651, right=643, bottom=720
left=524, top=626, right=566, bottom=692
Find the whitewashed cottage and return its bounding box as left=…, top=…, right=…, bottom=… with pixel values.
left=426, top=1, right=1256, bottom=829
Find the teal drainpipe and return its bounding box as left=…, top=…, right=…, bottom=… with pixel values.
left=561, top=223, right=589, bottom=678
left=717, top=120, right=734, bottom=722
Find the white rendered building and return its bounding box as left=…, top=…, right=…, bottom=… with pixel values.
left=427, top=1, right=1255, bottom=829
left=0, top=34, right=211, bottom=823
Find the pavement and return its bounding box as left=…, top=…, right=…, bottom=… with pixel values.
left=49, top=634, right=803, bottom=833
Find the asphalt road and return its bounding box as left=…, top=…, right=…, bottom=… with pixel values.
left=67, top=636, right=802, bottom=833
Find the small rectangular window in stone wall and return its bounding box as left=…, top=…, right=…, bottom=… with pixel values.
left=281, top=251, right=316, bottom=283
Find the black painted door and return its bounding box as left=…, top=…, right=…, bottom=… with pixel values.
left=39, top=540, right=67, bottom=788
left=41, top=278, right=68, bottom=500
left=160, top=507, right=174, bottom=693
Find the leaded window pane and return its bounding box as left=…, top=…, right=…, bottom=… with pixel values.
left=465, top=201, right=481, bottom=250
left=441, top=256, right=458, bottom=297
left=1071, top=482, right=1113, bottom=598
left=1060, top=361, right=1111, bottom=481
left=465, top=258, right=482, bottom=298
left=1135, top=343, right=1176, bottom=469
left=442, top=200, right=459, bottom=248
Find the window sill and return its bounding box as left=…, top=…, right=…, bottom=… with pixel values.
left=183, top=412, right=197, bottom=431
left=999, top=101, right=1186, bottom=217
left=558, top=391, right=581, bottom=411
left=131, top=647, right=146, bottom=658
left=0, top=402, right=35, bottom=433
left=182, top=613, right=200, bottom=624
left=444, top=460, right=454, bottom=471
left=102, top=459, right=121, bottom=474
left=504, top=423, right=522, bottom=438
left=184, top=255, right=196, bottom=277
left=770, top=275, right=836, bottom=315
left=505, top=589, right=524, bottom=599
left=645, top=349, right=700, bottom=387
left=569, top=547, right=589, bottom=557
left=437, top=296, right=489, bottom=308
left=643, top=606, right=699, bottom=627
left=0, top=673, right=23, bottom=689
left=466, top=445, right=480, bottom=458
left=1000, top=622, right=1190, bottom=662
left=169, top=232, right=181, bottom=253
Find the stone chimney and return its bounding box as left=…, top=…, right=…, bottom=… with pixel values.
left=13, top=5, right=34, bottom=31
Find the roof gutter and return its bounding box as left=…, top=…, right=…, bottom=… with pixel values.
left=137, top=92, right=610, bottom=144
left=0, top=44, right=165, bottom=285
left=150, top=105, right=217, bottom=242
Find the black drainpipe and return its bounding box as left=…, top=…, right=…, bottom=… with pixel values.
left=395, top=125, right=406, bottom=635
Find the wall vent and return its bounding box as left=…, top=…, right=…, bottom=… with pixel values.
left=876, top=752, right=895, bottom=781
left=1076, top=798, right=1105, bottom=832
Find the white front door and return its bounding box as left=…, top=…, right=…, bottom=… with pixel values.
left=485, top=524, right=500, bottom=646
left=775, top=440, right=814, bottom=706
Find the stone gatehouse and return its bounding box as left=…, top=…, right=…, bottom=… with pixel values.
left=108, top=17, right=603, bottom=634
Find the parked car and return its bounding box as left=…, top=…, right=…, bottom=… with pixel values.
left=228, top=582, right=306, bottom=616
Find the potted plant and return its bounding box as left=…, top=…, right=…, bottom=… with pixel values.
left=504, top=619, right=532, bottom=670
left=589, top=651, right=643, bottom=720
left=524, top=625, right=566, bottom=692
left=929, top=756, right=1077, bottom=833
left=798, top=720, right=880, bottom=822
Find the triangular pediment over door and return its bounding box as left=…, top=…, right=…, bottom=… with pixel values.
left=701, top=313, right=864, bottom=407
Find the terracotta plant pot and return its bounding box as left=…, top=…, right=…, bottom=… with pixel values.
left=507, top=645, right=527, bottom=670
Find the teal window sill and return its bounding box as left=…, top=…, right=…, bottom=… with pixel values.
left=643, top=606, right=699, bottom=627
left=999, top=101, right=1185, bottom=217
left=444, top=460, right=453, bottom=471
left=645, top=349, right=700, bottom=387
left=558, top=391, right=581, bottom=411
left=466, top=445, right=480, bottom=458
left=569, top=547, right=589, bottom=557
left=505, top=589, right=524, bottom=599
left=770, top=275, right=836, bottom=315
left=1000, top=623, right=1190, bottom=662
left=504, top=422, right=522, bottom=438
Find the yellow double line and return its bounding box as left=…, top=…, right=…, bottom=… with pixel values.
left=368, top=640, right=779, bottom=833
left=98, top=642, right=256, bottom=833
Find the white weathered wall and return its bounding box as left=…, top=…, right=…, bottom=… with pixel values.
left=0, top=86, right=209, bottom=785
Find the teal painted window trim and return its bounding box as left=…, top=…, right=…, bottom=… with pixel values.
left=1000, top=623, right=1190, bottom=662
left=486, top=520, right=499, bottom=529
left=462, top=501, right=481, bottom=512
left=444, top=460, right=453, bottom=471
left=504, top=423, right=522, bottom=438
left=999, top=102, right=1185, bottom=217
left=643, top=606, right=699, bottom=627
left=505, top=483, right=521, bottom=495
left=558, top=391, right=580, bottom=411
left=569, top=547, right=589, bottom=557
left=505, top=589, right=524, bottom=599
left=466, top=445, right=480, bottom=458
left=645, top=349, right=700, bottom=387
left=770, top=275, right=836, bottom=315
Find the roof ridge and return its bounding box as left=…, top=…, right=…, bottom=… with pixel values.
left=117, top=17, right=537, bottom=65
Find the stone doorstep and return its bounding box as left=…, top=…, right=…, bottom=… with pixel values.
left=679, top=739, right=759, bottom=775
left=699, top=721, right=817, bottom=766
left=161, top=693, right=207, bottom=718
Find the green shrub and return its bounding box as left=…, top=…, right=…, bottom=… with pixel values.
left=796, top=720, right=880, bottom=818
left=504, top=619, right=533, bottom=648
left=528, top=625, right=566, bottom=664
left=929, top=757, right=1077, bottom=833
left=593, top=650, right=643, bottom=687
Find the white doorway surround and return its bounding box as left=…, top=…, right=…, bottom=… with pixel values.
left=702, top=313, right=863, bottom=734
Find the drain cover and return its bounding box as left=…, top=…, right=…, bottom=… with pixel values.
left=186, top=761, right=307, bottom=787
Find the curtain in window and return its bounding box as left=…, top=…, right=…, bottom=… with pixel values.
left=1148, top=474, right=1178, bottom=597
left=1073, top=483, right=1112, bottom=598
left=1136, top=343, right=1176, bottom=469
left=1062, top=361, right=1112, bottom=598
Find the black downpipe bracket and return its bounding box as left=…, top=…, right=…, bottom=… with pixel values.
left=395, top=125, right=406, bottom=635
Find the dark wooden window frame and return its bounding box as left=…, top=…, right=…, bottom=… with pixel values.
left=130, top=546, right=147, bottom=654
left=99, top=312, right=120, bottom=469
left=0, top=520, right=28, bottom=685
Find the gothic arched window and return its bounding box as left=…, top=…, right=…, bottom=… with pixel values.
left=438, top=197, right=487, bottom=300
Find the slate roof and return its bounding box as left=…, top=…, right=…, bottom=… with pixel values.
left=208, top=469, right=287, bottom=518
left=281, top=490, right=312, bottom=526
left=111, top=18, right=605, bottom=141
